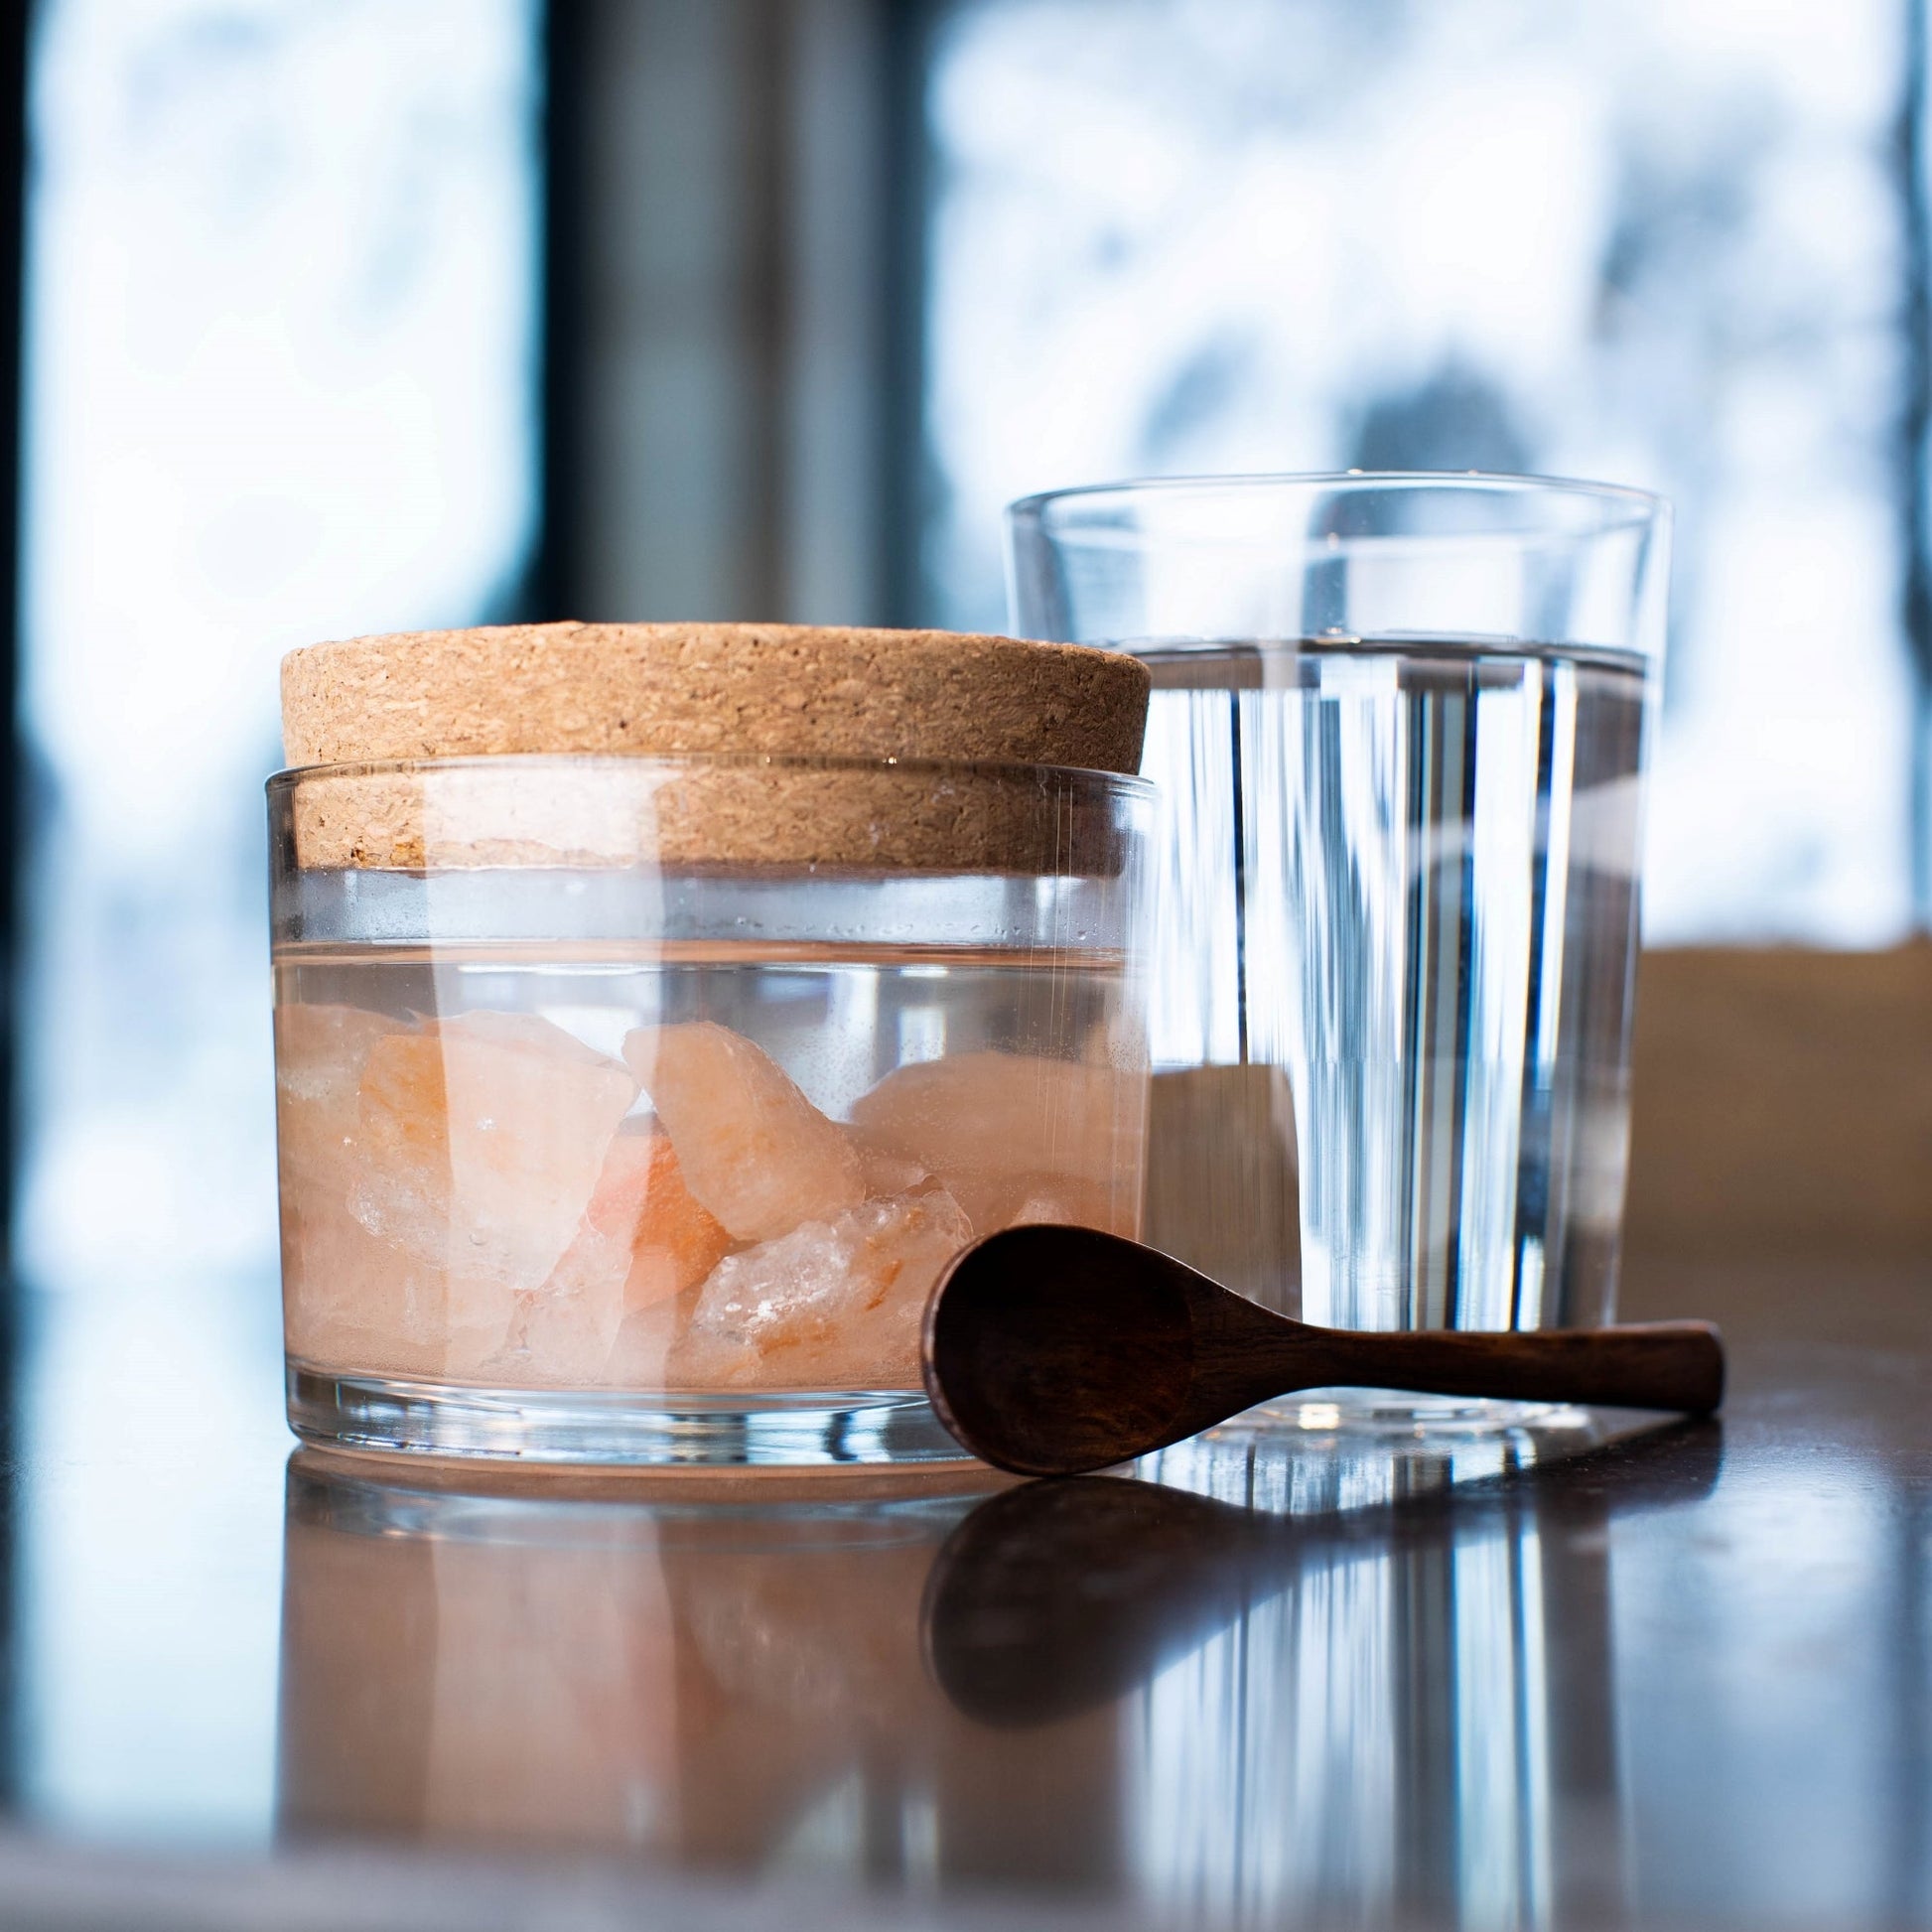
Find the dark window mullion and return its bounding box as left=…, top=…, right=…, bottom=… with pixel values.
left=882, top=0, right=940, bottom=628
left=530, top=0, right=590, bottom=621
left=1899, top=0, right=1932, bottom=930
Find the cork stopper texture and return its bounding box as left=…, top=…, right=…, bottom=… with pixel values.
left=283, top=621, right=1146, bottom=769
left=279, top=621, right=1151, bottom=872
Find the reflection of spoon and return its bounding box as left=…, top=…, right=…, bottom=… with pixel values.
left=924, top=1417, right=1725, bottom=1727
left=922, top=1226, right=1725, bottom=1474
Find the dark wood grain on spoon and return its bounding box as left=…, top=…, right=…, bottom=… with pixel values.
left=920, top=1225, right=1725, bottom=1476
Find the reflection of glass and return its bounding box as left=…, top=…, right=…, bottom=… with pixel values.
left=1009, top=476, right=1669, bottom=1432
left=269, top=756, right=1152, bottom=1466
left=1134, top=1446, right=1584, bottom=1926
left=929, top=1420, right=1721, bottom=1928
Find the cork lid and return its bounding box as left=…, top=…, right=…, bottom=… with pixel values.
left=281, top=621, right=1148, bottom=773
left=278, top=621, right=1151, bottom=874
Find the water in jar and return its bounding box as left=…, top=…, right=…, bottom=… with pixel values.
left=273, top=928, right=1143, bottom=1395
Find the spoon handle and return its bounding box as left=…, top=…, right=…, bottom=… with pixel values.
left=1289, top=1320, right=1725, bottom=1414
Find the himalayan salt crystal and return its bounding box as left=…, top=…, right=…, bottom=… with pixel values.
left=542, top=1124, right=732, bottom=1312
left=275, top=1004, right=392, bottom=1222
left=502, top=1288, right=622, bottom=1387
left=623, top=1022, right=863, bottom=1243
left=617, top=1130, right=735, bottom=1311
left=848, top=1050, right=1143, bottom=1231
left=1000, top=1175, right=1127, bottom=1235
left=671, top=1187, right=972, bottom=1390
left=275, top=1003, right=458, bottom=1377
left=351, top=1013, right=640, bottom=1359
left=603, top=1290, right=699, bottom=1389
left=276, top=1002, right=396, bottom=1117
left=856, top=1144, right=925, bottom=1199
left=508, top=1125, right=733, bottom=1385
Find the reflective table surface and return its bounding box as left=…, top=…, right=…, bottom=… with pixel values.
left=3, top=1252, right=1926, bottom=1930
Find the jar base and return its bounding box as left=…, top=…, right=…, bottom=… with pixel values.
left=287, top=1364, right=973, bottom=1468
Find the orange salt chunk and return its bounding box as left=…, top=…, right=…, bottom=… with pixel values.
left=275, top=1002, right=396, bottom=1212
left=856, top=1143, right=926, bottom=1199
left=998, top=1174, right=1132, bottom=1236
left=849, top=1049, right=1147, bottom=1241
left=849, top=1050, right=1143, bottom=1199
left=510, top=1127, right=733, bottom=1387
left=508, top=1139, right=639, bottom=1383
left=604, top=1287, right=700, bottom=1389
left=623, top=1133, right=735, bottom=1311
left=351, top=1011, right=639, bottom=1305
left=498, top=1282, right=621, bottom=1387
left=551, top=1125, right=733, bottom=1311
left=622, top=1022, right=863, bottom=1243
left=671, top=1187, right=972, bottom=1390
left=275, top=1002, right=396, bottom=1111
left=274, top=1003, right=458, bottom=1375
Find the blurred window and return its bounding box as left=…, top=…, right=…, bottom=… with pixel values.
left=919, top=0, right=1922, bottom=945
left=15, top=0, right=540, bottom=1837
left=19, top=0, right=542, bottom=1294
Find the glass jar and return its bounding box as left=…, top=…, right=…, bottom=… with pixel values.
left=268, top=753, right=1153, bottom=1467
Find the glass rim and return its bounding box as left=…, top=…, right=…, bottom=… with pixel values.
left=265, top=750, right=1157, bottom=799
left=1008, top=468, right=1669, bottom=534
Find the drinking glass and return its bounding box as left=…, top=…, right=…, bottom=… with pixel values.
left=1008, top=474, right=1669, bottom=1430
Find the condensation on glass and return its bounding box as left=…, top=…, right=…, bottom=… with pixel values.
left=269, top=755, right=1152, bottom=1466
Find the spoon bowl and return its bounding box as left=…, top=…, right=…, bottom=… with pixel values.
left=923, top=1226, right=1198, bottom=1475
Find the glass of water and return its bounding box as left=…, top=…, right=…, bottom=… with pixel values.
left=1007, top=474, right=1669, bottom=1431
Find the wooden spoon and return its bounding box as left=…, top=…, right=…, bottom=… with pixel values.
left=920, top=1225, right=1725, bottom=1476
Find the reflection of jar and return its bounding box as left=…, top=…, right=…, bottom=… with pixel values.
left=275, top=1458, right=1129, bottom=1884
left=269, top=623, right=1153, bottom=1466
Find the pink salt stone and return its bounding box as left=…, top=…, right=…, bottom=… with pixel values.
left=848, top=1050, right=1144, bottom=1232
left=1001, top=1176, right=1129, bottom=1235
left=623, top=1022, right=863, bottom=1243
left=275, top=1003, right=391, bottom=1222
left=502, top=1287, right=623, bottom=1387
left=275, top=1003, right=456, bottom=1377
left=275, top=1002, right=396, bottom=1118
left=671, top=1187, right=972, bottom=1390
left=509, top=1126, right=733, bottom=1385
left=350, top=1013, right=640, bottom=1351
left=603, top=1291, right=699, bottom=1389
left=857, top=1144, right=926, bottom=1198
